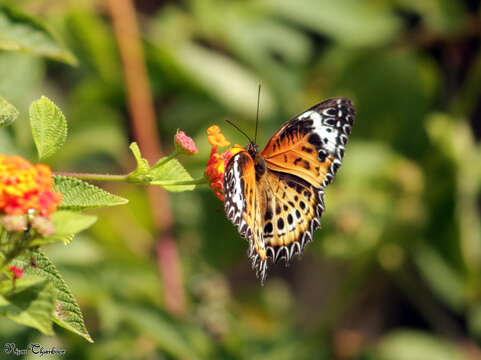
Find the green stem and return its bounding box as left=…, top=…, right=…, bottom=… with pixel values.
left=55, top=171, right=208, bottom=187
left=0, top=227, right=6, bottom=245
left=153, top=176, right=208, bottom=186
left=151, top=149, right=181, bottom=170
left=55, top=172, right=128, bottom=182
left=0, top=232, right=24, bottom=273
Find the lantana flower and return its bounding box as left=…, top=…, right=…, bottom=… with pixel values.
left=0, top=155, right=61, bottom=237
left=205, top=125, right=242, bottom=201
left=207, top=125, right=230, bottom=148
left=175, top=130, right=198, bottom=155
left=0, top=155, right=62, bottom=217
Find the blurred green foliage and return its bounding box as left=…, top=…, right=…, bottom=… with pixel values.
left=1, top=0, right=481, bottom=359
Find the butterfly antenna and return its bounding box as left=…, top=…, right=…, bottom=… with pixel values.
left=225, top=119, right=252, bottom=143
left=254, top=83, right=261, bottom=144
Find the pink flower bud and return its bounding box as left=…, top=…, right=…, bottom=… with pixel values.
left=31, top=216, right=55, bottom=236
left=175, top=131, right=198, bottom=155
left=0, top=215, right=27, bottom=232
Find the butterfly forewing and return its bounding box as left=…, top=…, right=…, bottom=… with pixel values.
left=223, top=98, right=355, bottom=284
left=224, top=151, right=256, bottom=239
left=262, top=98, right=354, bottom=188
left=224, top=151, right=268, bottom=280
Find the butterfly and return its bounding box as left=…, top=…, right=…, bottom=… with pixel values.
left=223, top=98, right=355, bottom=284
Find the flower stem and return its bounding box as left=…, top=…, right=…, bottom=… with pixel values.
left=151, top=149, right=180, bottom=170
left=54, top=172, right=128, bottom=182
left=153, top=176, right=208, bottom=186
left=0, top=227, right=6, bottom=245
left=54, top=172, right=208, bottom=187
left=0, top=232, right=24, bottom=273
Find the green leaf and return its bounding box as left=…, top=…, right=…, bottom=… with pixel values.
left=129, top=142, right=149, bottom=173
left=374, top=330, right=469, bottom=360
left=150, top=157, right=195, bottom=191
left=127, top=142, right=154, bottom=184
left=54, top=176, right=128, bottom=210
left=51, top=211, right=97, bottom=235
left=126, top=142, right=197, bottom=190
left=30, top=211, right=97, bottom=246
left=29, top=96, right=67, bottom=159
left=0, top=52, right=43, bottom=117
left=67, top=12, right=120, bottom=83
left=0, top=96, right=18, bottom=127
left=0, top=5, right=77, bottom=65
left=0, top=276, right=56, bottom=335
left=262, top=0, right=401, bottom=47
left=13, top=251, right=93, bottom=342
left=176, top=43, right=275, bottom=117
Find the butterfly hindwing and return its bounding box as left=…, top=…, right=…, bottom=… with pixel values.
left=260, top=171, right=324, bottom=262
left=224, top=153, right=326, bottom=284
left=224, top=151, right=256, bottom=240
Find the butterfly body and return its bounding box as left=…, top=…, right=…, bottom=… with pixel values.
left=223, top=98, right=355, bottom=284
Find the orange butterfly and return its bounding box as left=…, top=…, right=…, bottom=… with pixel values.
left=223, top=98, right=355, bottom=284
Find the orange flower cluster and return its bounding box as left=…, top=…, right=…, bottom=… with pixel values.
left=0, top=155, right=62, bottom=217
left=207, top=125, right=230, bottom=148
left=205, top=126, right=242, bottom=201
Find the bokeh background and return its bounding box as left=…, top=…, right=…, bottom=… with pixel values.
left=1, top=0, right=481, bottom=359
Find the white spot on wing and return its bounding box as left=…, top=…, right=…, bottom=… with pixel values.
left=299, top=110, right=321, bottom=122
left=314, top=123, right=338, bottom=154
left=299, top=110, right=338, bottom=154
left=231, top=157, right=245, bottom=212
